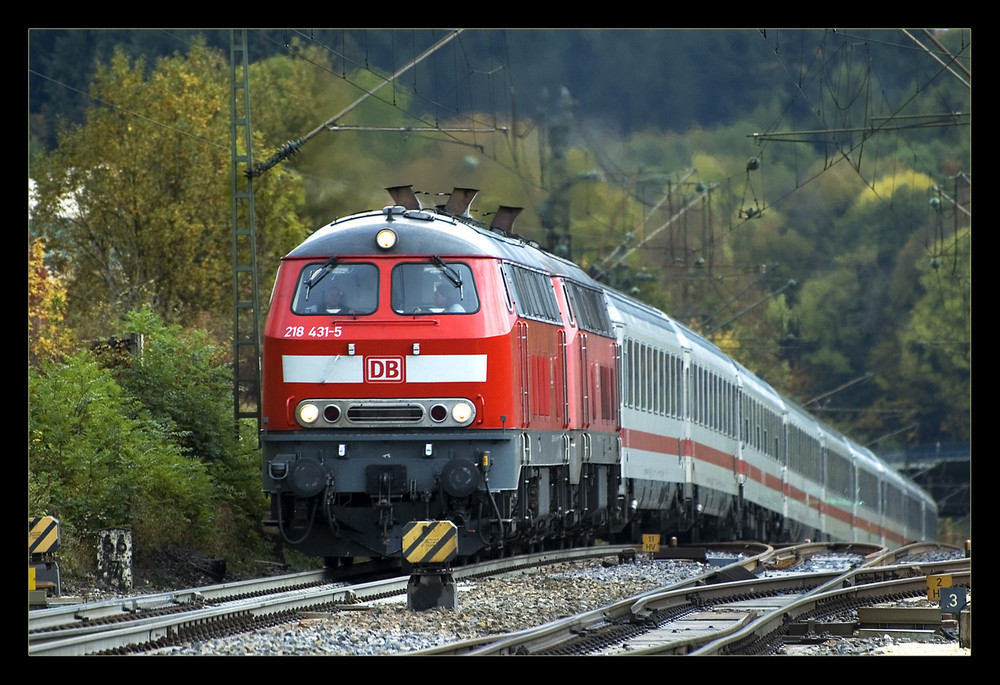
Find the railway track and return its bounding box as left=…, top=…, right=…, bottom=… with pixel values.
left=28, top=545, right=638, bottom=655
left=30, top=542, right=966, bottom=656
left=415, top=542, right=970, bottom=656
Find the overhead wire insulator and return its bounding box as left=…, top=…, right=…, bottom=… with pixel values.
left=246, top=139, right=305, bottom=178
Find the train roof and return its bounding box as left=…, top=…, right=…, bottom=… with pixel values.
left=286, top=203, right=607, bottom=292
left=287, top=191, right=922, bottom=493
left=605, top=288, right=785, bottom=404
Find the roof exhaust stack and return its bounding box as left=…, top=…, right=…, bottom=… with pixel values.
left=491, top=206, right=523, bottom=235
left=444, top=187, right=479, bottom=216
left=386, top=185, right=421, bottom=210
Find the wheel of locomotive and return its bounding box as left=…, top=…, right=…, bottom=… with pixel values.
left=324, top=556, right=354, bottom=569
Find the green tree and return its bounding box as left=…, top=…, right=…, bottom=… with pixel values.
left=894, top=231, right=971, bottom=442
left=29, top=38, right=307, bottom=338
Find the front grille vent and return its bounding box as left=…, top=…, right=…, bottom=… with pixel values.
left=347, top=404, right=424, bottom=422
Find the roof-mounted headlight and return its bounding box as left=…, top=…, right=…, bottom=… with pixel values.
left=376, top=229, right=397, bottom=250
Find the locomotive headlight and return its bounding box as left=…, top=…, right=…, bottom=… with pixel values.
left=299, top=403, right=320, bottom=424
left=376, top=229, right=397, bottom=250
left=451, top=401, right=474, bottom=424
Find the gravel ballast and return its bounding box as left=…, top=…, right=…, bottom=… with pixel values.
left=155, top=557, right=709, bottom=655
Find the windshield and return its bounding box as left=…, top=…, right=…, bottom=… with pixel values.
left=391, top=262, right=479, bottom=314
left=292, top=262, right=378, bottom=315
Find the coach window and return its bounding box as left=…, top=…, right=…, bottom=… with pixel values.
left=293, top=262, right=378, bottom=315
left=642, top=344, right=650, bottom=411
left=710, top=373, right=718, bottom=430
left=693, top=367, right=700, bottom=425
left=626, top=339, right=635, bottom=408
left=657, top=350, right=666, bottom=415
left=642, top=345, right=649, bottom=411
left=699, top=367, right=706, bottom=425
left=391, top=262, right=479, bottom=314
left=692, top=366, right=700, bottom=424
left=670, top=356, right=680, bottom=417
left=744, top=397, right=751, bottom=445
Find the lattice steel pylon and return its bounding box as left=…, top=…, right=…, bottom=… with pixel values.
left=230, top=30, right=261, bottom=433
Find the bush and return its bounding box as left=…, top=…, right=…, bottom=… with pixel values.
left=109, top=309, right=268, bottom=562
left=29, top=351, right=217, bottom=573
left=28, top=309, right=269, bottom=575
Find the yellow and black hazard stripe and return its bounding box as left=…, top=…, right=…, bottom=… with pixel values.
left=402, top=520, right=458, bottom=565
left=29, top=516, right=60, bottom=555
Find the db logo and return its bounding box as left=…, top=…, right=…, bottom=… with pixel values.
left=366, top=356, right=404, bottom=382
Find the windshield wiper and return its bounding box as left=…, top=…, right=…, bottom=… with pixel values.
left=304, top=256, right=338, bottom=297
left=432, top=255, right=462, bottom=289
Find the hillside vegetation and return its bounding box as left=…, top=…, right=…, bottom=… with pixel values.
left=28, top=30, right=970, bottom=570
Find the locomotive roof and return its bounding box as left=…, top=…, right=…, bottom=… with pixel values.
left=287, top=205, right=605, bottom=291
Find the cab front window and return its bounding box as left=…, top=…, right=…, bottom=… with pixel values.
left=391, top=262, right=479, bottom=314
left=292, top=262, right=378, bottom=315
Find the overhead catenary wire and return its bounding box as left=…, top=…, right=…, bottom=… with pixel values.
left=593, top=179, right=715, bottom=279
left=248, top=30, right=465, bottom=178
left=747, top=29, right=970, bottom=214
left=902, top=29, right=970, bottom=89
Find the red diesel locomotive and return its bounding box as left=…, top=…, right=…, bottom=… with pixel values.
left=260, top=186, right=936, bottom=564
left=261, top=187, right=622, bottom=561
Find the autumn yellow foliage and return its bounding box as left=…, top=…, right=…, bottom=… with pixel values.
left=28, top=237, right=73, bottom=363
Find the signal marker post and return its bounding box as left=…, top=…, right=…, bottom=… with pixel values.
left=29, top=515, right=62, bottom=603
left=403, top=521, right=459, bottom=611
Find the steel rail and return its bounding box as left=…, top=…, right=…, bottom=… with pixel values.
left=416, top=541, right=961, bottom=656
left=28, top=545, right=639, bottom=655
left=414, top=544, right=785, bottom=655
left=28, top=568, right=335, bottom=633
left=692, top=565, right=971, bottom=655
